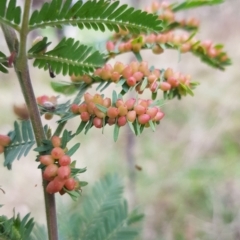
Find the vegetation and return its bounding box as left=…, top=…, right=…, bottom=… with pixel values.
left=0, top=0, right=232, bottom=239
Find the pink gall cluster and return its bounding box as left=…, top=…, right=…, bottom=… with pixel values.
left=107, top=32, right=229, bottom=62
left=94, top=61, right=193, bottom=96
left=71, top=93, right=164, bottom=129
left=41, top=136, right=80, bottom=195
left=105, top=1, right=229, bottom=66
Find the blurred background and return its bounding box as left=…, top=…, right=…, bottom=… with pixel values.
left=0, top=0, right=240, bottom=239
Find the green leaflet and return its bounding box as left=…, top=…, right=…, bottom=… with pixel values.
left=76, top=121, right=88, bottom=135
left=61, top=129, right=74, bottom=149
left=171, top=0, right=224, bottom=12
left=112, top=90, right=118, bottom=106
left=0, top=0, right=21, bottom=30
left=28, top=0, right=162, bottom=34
left=113, top=123, right=120, bottom=142
left=95, top=103, right=108, bottom=114
left=66, top=142, right=81, bottom=157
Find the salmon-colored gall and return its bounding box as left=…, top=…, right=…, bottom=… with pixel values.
left=51, top=136, right=61, bottom=148
left=51, top=147, right=65, bottom=159
left=93, top=117, right=103, bottom=128
left=43, top=164, right=58, bottom=181
left=107, top=107, right=119, bottom=118
left=117, top=116, right=127, bottom=127
left=71, top=104, right=79, bottom=114
left=64, top=178, right=76, bottom=191
left=0, top=135, right=11, bottom=147
left=58, top=166, right=71, bottom=180
left=127, top=111, right=136, bottom=122
left=40, top=155, right=55, bottom=165
left=81, top=112, right=90, bottom=122
left=138, top=114, right=151, bottom=124
left=59, top=155, right=71, bottom=166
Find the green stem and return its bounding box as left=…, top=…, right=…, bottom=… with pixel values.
left=1, top=1, right=58, bottom=239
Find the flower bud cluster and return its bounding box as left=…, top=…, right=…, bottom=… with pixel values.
left=93, top=61, right=192, bottom=95
left=40, top=136, right=79, bottom=194
left=144, top=32, right=229, bottom=61
left=36, top=95, right=57, bottom=120
left=0, top=135, right=11, bottom=154
left=107, top=31, right=229, bottom=62
left=107, top=0, right=229, bottom=64
left=71, top=93, right=164, bottom=129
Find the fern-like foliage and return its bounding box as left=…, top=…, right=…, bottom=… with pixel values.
left=171, top=0, right=224, bottom=12
left=0, top=51, right=8, bottom=73
left=0, top=212, right=34, bottom=240
left=57, top=174, right=143, bottom=240
left=29, top=37, right=105, bottom=76
left=29, top=224, right=47, bottom=240
left=28, top=0, right=162, bottom=34
left=4, top=120, right=35, bottom=169
left=0, top=0, right=21, bottom=31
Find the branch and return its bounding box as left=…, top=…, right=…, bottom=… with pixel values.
left=2, top=0, right=59, bottom=239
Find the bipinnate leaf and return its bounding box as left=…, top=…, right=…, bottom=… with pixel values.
left=0, top=0, right=21, bottom=30
left=57, top=174, right=142, bottom=240
left=4, top=120, right=35, bottom=169
left=29, top=0, right=162, bottom=34
left=30, top=37, right=105, bottom=76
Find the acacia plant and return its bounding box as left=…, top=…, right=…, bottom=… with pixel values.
left=0, top=0, right=231, bottom=239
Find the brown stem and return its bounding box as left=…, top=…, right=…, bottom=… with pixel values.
left=1, top=1, right=58, bottom=239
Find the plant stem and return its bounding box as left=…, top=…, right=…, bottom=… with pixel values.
left=1, top=1, right=58, bottom=239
